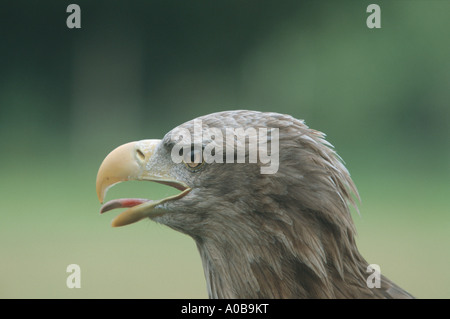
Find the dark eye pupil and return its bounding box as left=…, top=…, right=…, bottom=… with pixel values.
left=182, top=146, right=204, bottom=169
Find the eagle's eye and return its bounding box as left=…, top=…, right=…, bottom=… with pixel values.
left=183, top=148, right=204, bottom=169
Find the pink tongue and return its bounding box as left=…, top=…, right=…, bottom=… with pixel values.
left=100, top=198, right=150, bottom=214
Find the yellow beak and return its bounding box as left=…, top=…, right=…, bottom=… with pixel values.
left=96, top=139, right=190, bottom=227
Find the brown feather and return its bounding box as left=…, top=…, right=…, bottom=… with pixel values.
left=155, top=110, right=413, bottom=299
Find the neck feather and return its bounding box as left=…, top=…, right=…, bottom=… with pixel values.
left=195, top=206, right=370, bottom=299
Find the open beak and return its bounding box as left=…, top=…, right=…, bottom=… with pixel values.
left=96, top=139, right=191, bottom=227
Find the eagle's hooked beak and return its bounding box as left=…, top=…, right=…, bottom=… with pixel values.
left=96, top=139, right=191, bottom=227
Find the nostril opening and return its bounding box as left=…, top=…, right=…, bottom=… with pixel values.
left=136, top=149, right=145, bottom=161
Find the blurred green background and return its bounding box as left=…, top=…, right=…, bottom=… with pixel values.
left=0, top=0, right=449, bottom=298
